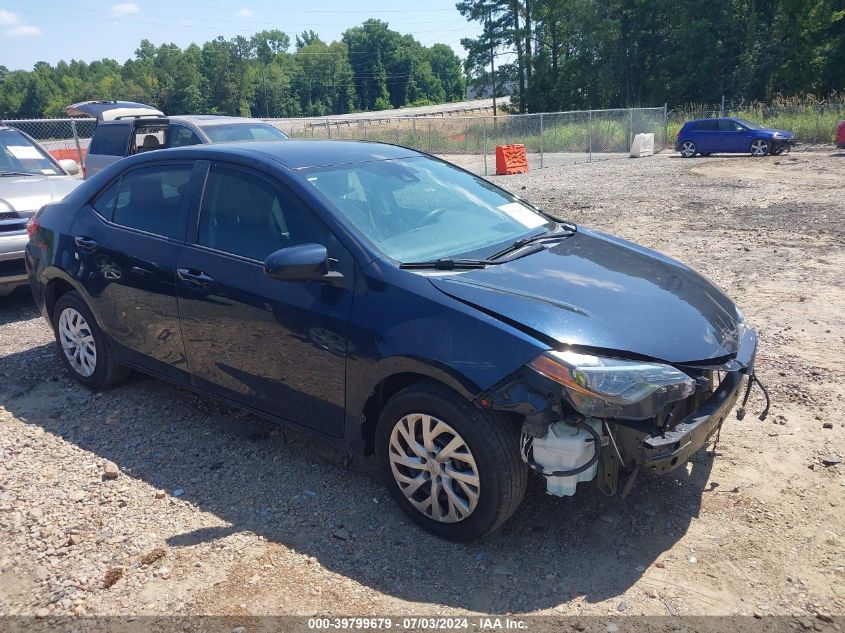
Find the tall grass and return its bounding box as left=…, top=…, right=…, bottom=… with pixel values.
left=291, top=116, right=634, bottom=154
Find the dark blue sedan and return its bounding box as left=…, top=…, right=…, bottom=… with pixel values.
left=675, top=117, right=796, bottom=158
left=25, top=141, right=763, bottom=540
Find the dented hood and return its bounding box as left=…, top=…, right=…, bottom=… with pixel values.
left=429, top=228, right=744, bottom=364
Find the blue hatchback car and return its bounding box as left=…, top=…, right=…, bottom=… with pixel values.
left=25, top=141, right=764, bottom=540
left=675, top=117, right=796, bottom=158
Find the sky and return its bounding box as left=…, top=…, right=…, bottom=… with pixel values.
left=0, top=0, right=483, bottom=70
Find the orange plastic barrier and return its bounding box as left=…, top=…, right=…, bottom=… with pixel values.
left=49, top=148, right=86, bottom=162
left=495, top=144, right=528, bottom=175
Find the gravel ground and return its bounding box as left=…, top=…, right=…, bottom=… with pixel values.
left=0, top=150, right=843, bottom=625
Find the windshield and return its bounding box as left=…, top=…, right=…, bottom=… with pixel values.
left=302, top=156, right=555, bottom=262
left=735, top=118, right=762, bottom=130
left=202, top=123, right=287, bottom=143
left=0, top=129, right=61, bottom=175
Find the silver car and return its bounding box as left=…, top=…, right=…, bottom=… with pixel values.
left=66, top=101, right=289, bottom=179
left=0, top=125, right=81, bottom=295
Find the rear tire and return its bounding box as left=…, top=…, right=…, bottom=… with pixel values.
left=375, top=380, right=526, bottom=541
left=52, top=291, right=130, bottom=389
left=679, top=140, right=697, bottom=158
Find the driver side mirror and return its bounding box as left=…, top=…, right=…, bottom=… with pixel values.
left=263, top=244, right=343, bottom=284
left=58, top=159, right=80, bottom=175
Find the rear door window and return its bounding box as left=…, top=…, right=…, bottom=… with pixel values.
left=88, top=125, right=131, bottom=156
left=112, top=164, right=194, bottom=239
left=698, top=120, right=719, bottom=131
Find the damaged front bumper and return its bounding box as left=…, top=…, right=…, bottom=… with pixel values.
left=637, top=369, right=743, bottom=473
left=479, top=327, right=764, bottom=496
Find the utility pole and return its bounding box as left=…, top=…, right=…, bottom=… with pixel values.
left=488, top=9, right=497, bottom=118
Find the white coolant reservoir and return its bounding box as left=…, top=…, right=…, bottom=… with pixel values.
left=531, top=418, right=601, bottom=497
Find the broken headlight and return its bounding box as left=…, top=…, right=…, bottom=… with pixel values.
left=528, top=350, right=696, bottom=420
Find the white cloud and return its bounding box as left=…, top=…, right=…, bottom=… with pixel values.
left=0, top=9, right=21, bottom=26
left=1, top=10, right=41, bottom=37
left=112, top=3, right=140, bottom=15
left=237, top=8, right=252, bottom=17
left=5, top=24, right=42, bottom=36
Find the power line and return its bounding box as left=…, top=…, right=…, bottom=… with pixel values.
left=7, top=0, right=465, bottom=29
left=31, top=0, right=460, bottom=14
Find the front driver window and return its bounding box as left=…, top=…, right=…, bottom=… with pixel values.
left=197, top=165, right=327, bottom=261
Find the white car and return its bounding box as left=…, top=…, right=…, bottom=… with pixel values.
left=0, top=125, right=81, bottom=296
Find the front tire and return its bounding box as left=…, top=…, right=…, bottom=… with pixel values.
left=750, top=139, right=770, bottom=157
left=679, top=140, right=697, bottom=158
left=53, top=291, right=130, bottom=389
left=375, top=380, right=526, bottom=541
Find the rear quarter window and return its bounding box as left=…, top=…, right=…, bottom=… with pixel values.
left=88, top=125, right=131, bottom=156
left=91, top=180, right=119, bottom=219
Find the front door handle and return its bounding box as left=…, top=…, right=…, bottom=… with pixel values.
left=177, top=268, right=215, bottom=287
left=74, top=236, right=99, bottom=252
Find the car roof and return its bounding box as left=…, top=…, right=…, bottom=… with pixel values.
left=686, top=117, right=733, bottom=124
left=170, top=115, right=264, bottom=125
left=142, top=140, right=422, bottom=170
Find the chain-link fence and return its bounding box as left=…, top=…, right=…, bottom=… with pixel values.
left=1, top=118, right=95, bottom=168
left=268, top=106, right=667, bottom=174
left=667, top=98, right=845, bottom=148
left=3, top=106, right=667, bottom=177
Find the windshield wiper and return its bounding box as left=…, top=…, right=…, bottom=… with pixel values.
left=400, top=258, right=492, bottom=270
left=0, top=171, right=38, bottom=177
left=487, top=223, right=576, bottom=261
left=401, top=223, right=576, bottom=271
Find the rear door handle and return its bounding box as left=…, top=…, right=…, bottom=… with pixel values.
left=74, top=236, right=99, bottom=252
left=177, top=268, right=215, bottom=287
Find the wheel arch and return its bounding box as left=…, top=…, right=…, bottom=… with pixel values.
left=43, top=269, right=84, bottom=327
left=355, top=358, right=486, bottom=456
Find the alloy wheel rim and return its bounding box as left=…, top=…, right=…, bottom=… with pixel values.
left=681, top=141, right=696, bottom=157
left=751, top=140, right=768, bottom=156
left=58, top=308, right=97, bottom=377
left=388, top=413, right=480, bottom=523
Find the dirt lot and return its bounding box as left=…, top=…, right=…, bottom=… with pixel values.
left=0, top=150, right=843, bottom=624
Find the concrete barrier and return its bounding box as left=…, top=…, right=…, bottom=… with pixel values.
left=630, top=133, right=655, bottom=158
